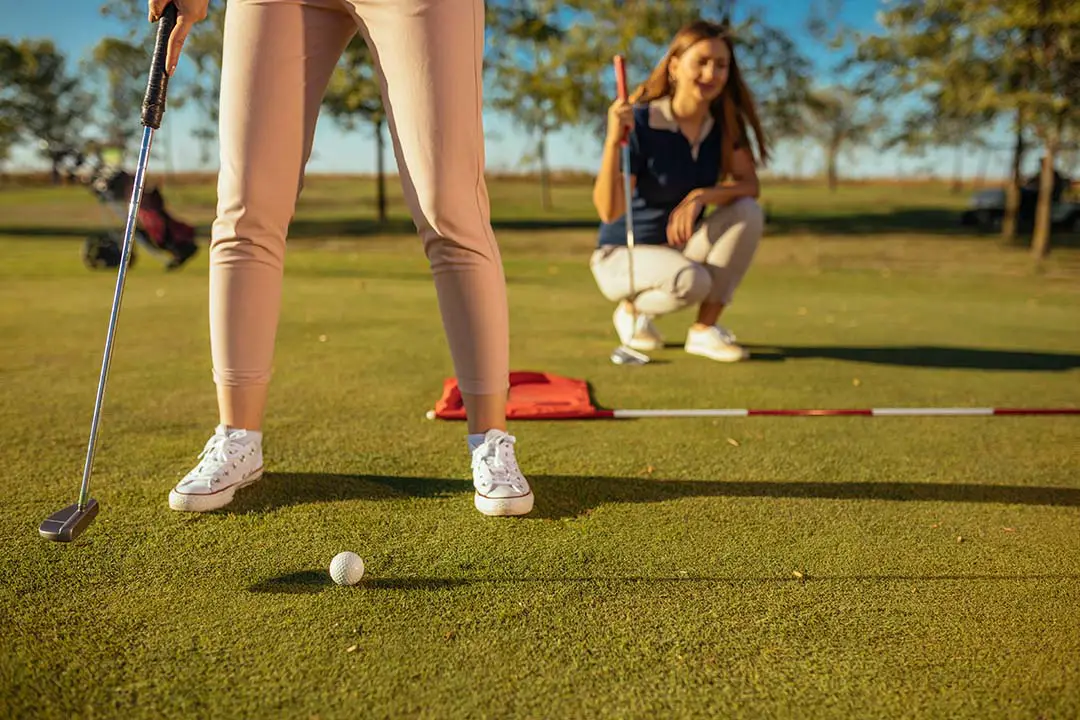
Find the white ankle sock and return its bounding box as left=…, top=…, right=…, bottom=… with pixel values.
left=220, top=425, right=262, bottom=443
left=467, top=433, right=486, bottom=452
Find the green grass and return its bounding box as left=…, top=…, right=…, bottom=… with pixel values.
left=2, top=177, right=1079, bottom=719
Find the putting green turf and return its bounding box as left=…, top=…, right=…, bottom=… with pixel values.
left=1, top=178, right=1079, bottom=718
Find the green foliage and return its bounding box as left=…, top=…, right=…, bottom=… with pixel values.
left=801, top=86, right=883, bottom=190
left=486, top=0, right=584, bottom=136
left=485, top=0, right=596, bottom=205
left=0, top=114, right=17, bottom=168
left=322, top=36, right=384, bottom=130
left=0, top=38, right=92, bottom=176
left=85, top=38, right=147, bottom=159
left=0, top=44, right=20, bottom=166
left=850, top=0, right=1079, bottom=156
left=849, top=0, right=1079, bottom=252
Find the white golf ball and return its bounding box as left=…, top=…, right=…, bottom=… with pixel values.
left=329, top=551, right=365, bottom=586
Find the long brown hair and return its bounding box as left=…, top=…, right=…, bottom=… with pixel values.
left=630, top=19, right=770, bottom=178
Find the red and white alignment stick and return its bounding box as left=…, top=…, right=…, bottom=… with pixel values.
left=594, top=407, right=1080, bottom=418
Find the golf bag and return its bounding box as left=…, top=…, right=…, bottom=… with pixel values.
left=53, top=145, right=199, bottom=271
left=81, top=165, right=198, bottom=271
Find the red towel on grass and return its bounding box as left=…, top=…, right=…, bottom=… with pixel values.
left=431, top=371, right=608, bottom=420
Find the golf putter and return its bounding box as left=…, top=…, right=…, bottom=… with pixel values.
left=609, top=55, right=650, bottom=366
left=39, top=5, right=177, bottom=543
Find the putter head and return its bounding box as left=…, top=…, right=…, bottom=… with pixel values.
left=610, top=345, right=650, bottom=366
left=39, top=499, right=99, bottom=543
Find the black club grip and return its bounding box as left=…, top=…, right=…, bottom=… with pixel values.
left=142, top=3, right=178, bottom=129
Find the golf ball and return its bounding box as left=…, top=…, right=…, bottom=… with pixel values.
left=329, top=551, right=365, bottom=586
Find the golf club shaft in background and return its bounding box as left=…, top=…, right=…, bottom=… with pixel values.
left=613, top=56, right=637, bottom=294
left=76, top=6, right=177, bottom=511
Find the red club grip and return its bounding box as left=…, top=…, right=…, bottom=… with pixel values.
left=613, top=55, right=629, bottom=145
left=614, top=55, right=628, bottom=101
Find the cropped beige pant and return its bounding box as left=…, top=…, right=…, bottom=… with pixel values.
left=590, top=197, right=764, bottom=316
left=209, top=0, right=508, bottom=395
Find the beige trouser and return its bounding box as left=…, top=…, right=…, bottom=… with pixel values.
left=589, top=198, right=764, bottom=316
left=209, top=0, right=508, bottom=395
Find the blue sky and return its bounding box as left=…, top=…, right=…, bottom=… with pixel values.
left=2, top=0, right=1029, bottom=180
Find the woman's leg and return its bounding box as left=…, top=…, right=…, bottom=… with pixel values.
left=210, top=0, right=356, bottom=430
left=682, top=198, right=765, bottom=328
left=170, top=0, right=356, bottom=513
left=678, top=198, right=764, bottom=362
left=589, top=244, right=712, bottom=350
left=349, top=0, right=507, bottom=436
left=589, top=245, right=712, bottom=315
left=349, top=0, right=529, bottom=515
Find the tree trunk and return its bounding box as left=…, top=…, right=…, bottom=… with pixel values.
left=1030, top=0, right=1057, bottom=260
left=1002, top=110, right=1025, bottom=241
left=538, top=131, right=552, bottom=211
left=826, top=145, right=839, bottom=192
left=1032, top=124, right=1061, bottom=261
left=375, top=117, right=387, bottom=224
left=951, top=145, right=963, bottom=194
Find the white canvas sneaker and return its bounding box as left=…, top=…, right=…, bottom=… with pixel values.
left=684, top=325, right=748, bottom=362
left=613, top=303, right=664, bottom=351
left=471, top=429, right=533, bottom=517
left=168, top=425, right=264, bottom=512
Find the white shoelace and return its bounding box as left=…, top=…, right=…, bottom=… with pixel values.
left=190, top=433, right=246, bottom=484
left=695, top=325, right=737, bottom=344
left=474, top=433, right=525, bottom=491
left=714, top=325, right=737, bottom=343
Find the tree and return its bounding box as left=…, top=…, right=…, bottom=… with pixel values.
left=0, top=44, right=21, bottom=175
left=0, top=39, right=91, bottom=183
left=802, top=87, right=881, bottom=191
left=321, top=35, right=390, bottom=224
left=85, top=38, right=146, bottom=162
left=849, top=0, right=1080, bottom=257
left=0, top=115, right=17, bottom=178
left=1021, top=1, right=1080, bottom=258
left=486, top=0, right=589, bottom=209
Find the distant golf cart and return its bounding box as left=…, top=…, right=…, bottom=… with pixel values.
left=961, top=168, right=1079, bottom=233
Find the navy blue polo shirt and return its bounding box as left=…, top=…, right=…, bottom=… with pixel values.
left=597, top=97, right=723, bottom=247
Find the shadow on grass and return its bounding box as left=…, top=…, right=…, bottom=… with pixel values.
left=2, top=210, right=967, bottom=239
left=227, top=472, right=1080, bottom=521
left=251, top=216, right=604, bottom=241
left=0, top=215, right=600, bottom=242
left=248, top=573, right=477, bottom=593
left=764, top=208, right=972, bottom=237
left=742, top=344, right=1080, bottom=371
left=8, top=209, right=1077, bottom=243
left=0, top=225, right=107, bottom=238
left=248, top=571, right=1080, bottom=594
left=283, top=217, right=604, bottom=239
